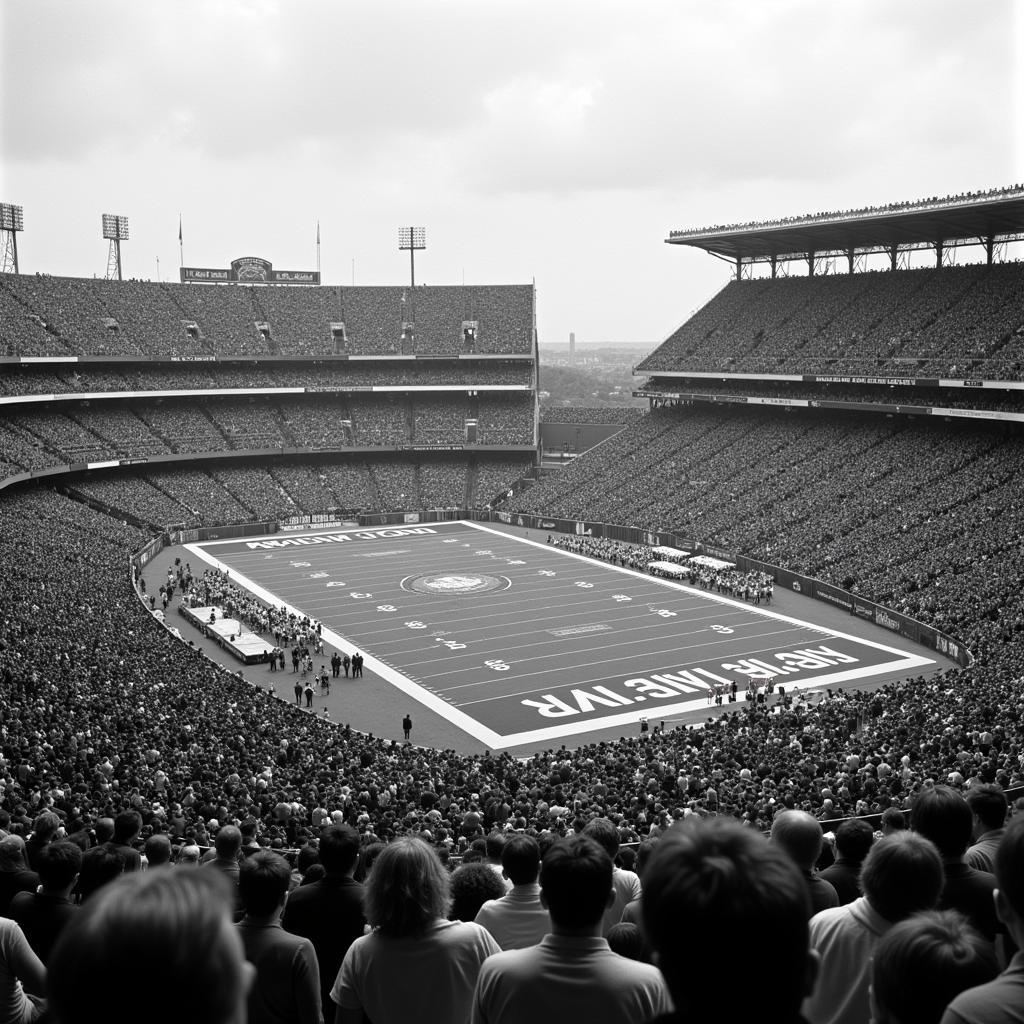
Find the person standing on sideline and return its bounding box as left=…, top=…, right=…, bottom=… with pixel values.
left=402, top=714, right=412, bottom=741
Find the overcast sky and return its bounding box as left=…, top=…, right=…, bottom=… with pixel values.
left=2, top=0, right=1020, bottom=354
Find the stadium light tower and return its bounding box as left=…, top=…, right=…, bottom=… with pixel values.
left=398, top=226, right=426, bottom=287
left=0, top=203, right=24, bottom=274
left=102, top=213, right=130, bottom=281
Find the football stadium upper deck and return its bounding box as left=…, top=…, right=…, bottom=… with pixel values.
left=0, top=278, right=536, bottom=360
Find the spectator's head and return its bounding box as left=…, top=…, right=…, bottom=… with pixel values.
left=540, top=834, right=613, bottom=933
left=31, top=811, right=62, bottom=843
left=238, top=851, right=291, bottom=919
left=582, top=817, right=620, bottom=859
left=911, top=786, right=973, bottom=859
left=355, top=841, right=386, bottom=883
left=48, top=869, right=251, bottom=1024
left=94, top=818, right=115, bottom=845
left=643, top=818, right=814, bottom=1020
left=364, top=837, right=449, bottom=938
left=449, top=863, right=507, bottom=922
left=77, top=846, right=126, bottom=903
left=501, top=835, right=541, bottom=887
left=484, top=831, right=505, bottom=864
left=966, top=784, right=1008, bottom=836
left=771, top=809, right=824, bottom=871
left=870, top=910, right=998, bottom=1024
left=994, top=814, right=1024, bottom=945
left=144, top=834, right=173, bottom=868
left=295, top=843, right=320, bottom=877
left=606, top=922, right=646, bottom=962
left=319, top=824, right=360, bottom=876
left=0, top=834, right=28, bottom=872
left=37, top=841, right=82, bottom=893
left=177, top=844, right=201, bottom=866
left=861, top=832, right=944, bottom=923
left=112, top=811, right=142, bottom=845
left=833, top=818, right=874, bottom=864
left=880, top=808, right=907, bottom=834
left=214, top=825, right=242, bottom=860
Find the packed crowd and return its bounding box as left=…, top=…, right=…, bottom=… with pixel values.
left=68, top=456, right=534, bottom=527
left=0, top=394, right=536, bottom=485
left=639, top=378, right=1024, bottom=416
left=0, top=275, right=535, bottom=358
left=540, top=407, right=646, bottom=425
left=667, top=182, right=1024, bottom=237
left=638, top=263, right=1024, bottom=380
left=0, top=362, right=533, bottom=399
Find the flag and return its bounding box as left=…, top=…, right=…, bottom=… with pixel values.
left=178, top=215, right=182, bottom=244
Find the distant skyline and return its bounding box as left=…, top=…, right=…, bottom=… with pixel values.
left=2, top=0, right=1020, bottom=354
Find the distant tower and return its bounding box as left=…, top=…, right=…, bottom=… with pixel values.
left=569, top=331, right=576, bottom=366
left=0, top=203, right=24, bottom=274
left=102, top=213, right=129, bottom=281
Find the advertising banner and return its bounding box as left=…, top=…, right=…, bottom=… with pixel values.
left=180, top=256, right=320, bottom=285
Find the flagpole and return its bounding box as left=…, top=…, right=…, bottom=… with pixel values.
left=316, top=219, right=321, bottom=278
left=178, top=213, right=184, bottom=269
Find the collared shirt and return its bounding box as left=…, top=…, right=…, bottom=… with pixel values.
left=472, top=933, right=671, bottom=1024
left=474, top=883, right=550, bottom=950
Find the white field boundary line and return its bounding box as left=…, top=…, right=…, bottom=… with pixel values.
left=186, top=521, right=936, bottom=750
left=182, top=538, right=507, bottom=749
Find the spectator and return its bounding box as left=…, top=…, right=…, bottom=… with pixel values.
left=474, top=835, right=550, bottom=951
left=0, top=836, right=40, bottom=917
left=871, top=910, right=998, bottom=1024
left=818, top=819, right=875, bottom=906
left=143, top=834, right=173, bottom=869
left=965, top=785, right=1009, bottom=875
left=47, top=868, right=251, bottom=1024
left=24, top=812, right=61, bottom=873
left=9, top=840, right=82, bottom=965
left=450, top=863, right=507, bottom=924
left=237, top=850, right=322, bottom=1024
left=581, top=817, right=641, bottom=935
left=332, top=837, right=499, bottom=1024
left=0, top=917, right=45, bottom=1024
left=282, top=824, right=365, bottom=1023
left=471, top=834, right=670, bottom=1024
left=75, top=845, right=125, bottom=905
left=103, top=811, right=142, bottom=872
left=940, top=814, right=1024, bottom=1024
left=803, top=831, right=946, bottom=1024
left=912, top=787, right=1001, bottom=949
left=642, top=817, right=816, bottom=1024
left=772, top=810, right=840, bottom=916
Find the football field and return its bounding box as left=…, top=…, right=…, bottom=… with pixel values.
left=184, top=521, right=938, bottom=750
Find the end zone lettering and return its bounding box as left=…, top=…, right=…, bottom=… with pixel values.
left=246, top=527, right=437, bottom=550
left=522, top=645, right=859, bottom=717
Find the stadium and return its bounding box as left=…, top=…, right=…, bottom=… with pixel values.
left=2, top=3, right=1023, bottom=1020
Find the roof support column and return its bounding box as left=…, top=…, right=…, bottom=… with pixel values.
left=770, top=255, right=778, bottom=279
left=985, top=235, right=994, bottom=265
left=807, top=250, right=815, bottom=276
left=846, top=248, right=854, bottom=274
left=935, top=240, right=944, bottom=268
left=735, top=257, right=743, bottom=281
left=889, top=245, right=898, bottom=271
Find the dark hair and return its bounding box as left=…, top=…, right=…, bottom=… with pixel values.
left=606, top=922, right=646, bottom=962
left=871, top=910, right=998, bottom=1024
left=449, top=863, right=507, bottom=922
left=364, top=837, right=450, bottom=937
left=355, top=841, right=386, bottom=883
left=582, top=818, right=620, bottom=858
left=214, top=825, right=242, bottom=858
left=643, top=818, right=810, bottom=1018
left=881, top=808, right=907, bottom=832
left=501, top=835, right=540, bottom=886
left=31, top=811, right=62, bottom=842
left=319, top=824, right=360, bottom=875
left=239, top=850, right=291, bottom=918
left=911, top=786, right=974, bottom=859
left=966, top=785, right=1008, bottom=832
left=484, top=832, right=505, bottom=861
left=861, top=832, right=945, bottom=923
left=77, top=846, right=126, bottom=903
left=112, top=811, right=143, bottom=844
left=144, top=834, right=173, bottom=868
left=37, top=841, right=83, bottom=891
left=995, top=814, right=1024, bottom=917
left=540, top=834, right=612, bottom=929
left=48, top=870, right=245, bottom=1024
left=296, top=844, right=320, bottom=875
left=834, top=818, right=874, bottom=863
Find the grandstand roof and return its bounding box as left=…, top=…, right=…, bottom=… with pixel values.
left=665, top=185, right=1024, bottom=262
